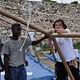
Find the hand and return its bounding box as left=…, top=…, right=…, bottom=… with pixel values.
left=2, top=64, right=5, bottom=71
left=44, top=34, right=50, bottom=39
left=69, top=58, right=78, bottom=68
left=25, top=61, right=28, bottom=66
left=0, top=64, right=4, bottom=71
left=56, top=29, right=63, bottom=34
left=48, top=28, right=55, bottom=34
left=56, top=29, right=68, bottom=34
left=5, top=72, right=10, bottom=80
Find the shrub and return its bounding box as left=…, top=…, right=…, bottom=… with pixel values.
left=73, top=42, right=80, bottom=50
left=71, top=1, right=78, bottom=4
left=42, top=0, right=57, bottom=3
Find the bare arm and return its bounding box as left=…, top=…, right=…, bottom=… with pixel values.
left=32, top=35, right=48, bottom=45
left=0, top=56, right=2, bottom=65
left=47, top=29, right=55, bottom=47
left=4, top=54, right=10, bottom=80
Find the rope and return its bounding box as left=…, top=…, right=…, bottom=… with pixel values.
left=19, top=2, right=32, bottom=51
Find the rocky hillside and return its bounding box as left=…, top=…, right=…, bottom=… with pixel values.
left=0, top=0, right=80, bottom=43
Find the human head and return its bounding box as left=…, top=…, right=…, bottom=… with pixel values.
left=53, top=19, right=67, bottom=29
left=11, top=23, right=21, bottom=37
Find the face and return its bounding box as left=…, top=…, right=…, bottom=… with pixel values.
left=13, top=28, right=21, bottom=37
left=55, top=21, right=64, bottom=29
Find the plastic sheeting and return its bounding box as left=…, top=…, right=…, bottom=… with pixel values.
left=0, top=54, right=55, bottom=80
left=45, top=53, right=80, bottom=72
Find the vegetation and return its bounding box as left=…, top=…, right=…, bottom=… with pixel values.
left=71, top=1, right=78, bottom=4
left=35, top=41, right=80, bottom=51
left=73, top=42, right=80, bottom=50
left=35, top=42, right=50, bottom=51
left=42, top=0, right=57, bottom=3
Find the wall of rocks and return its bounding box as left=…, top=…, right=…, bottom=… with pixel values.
left=0, top=0, right=80, bottom=43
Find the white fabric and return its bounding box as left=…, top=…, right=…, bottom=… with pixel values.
left=74, top=49, right=79, bottom=58
left=29, top=32, right=35, bottom=40
left=56, top=29, right=76, bottom=62
left=28, top=32, right=35, bottom=56
left=28, top=46, right=35, bottom=56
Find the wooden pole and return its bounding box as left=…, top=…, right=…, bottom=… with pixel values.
left=0, top=9, right=75, bottom=80
left=0, top=17, right=36, bottom=32
left=51, top=48, right=56, bottom=62
left=53, top=38, right=75, bottom=80
left=0, top=17, right=12, bottom=24
left=28, top=33, right=40, bottom=62
left=51, top=33, right=80, bottom=38
left=0, top=17, right=27, bottom=31
left=33, top=47, right=40, bottom=62
left=0, top=17, right=40, bottom=61
left=0, top=9, right=80, bottom=38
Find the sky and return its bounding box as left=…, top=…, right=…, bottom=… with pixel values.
left=57, top=0, right=80, bottom=3
left=28, top=0, right=80, bottom=3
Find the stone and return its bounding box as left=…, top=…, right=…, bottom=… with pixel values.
left=0, top=0, right=80, bottom=43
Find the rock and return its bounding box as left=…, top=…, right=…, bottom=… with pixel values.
left=0, top=0, right=80, bottom=43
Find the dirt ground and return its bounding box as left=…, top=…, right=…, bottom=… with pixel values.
left=39, top=55, right=55, bottom=70
left=34, top=52, right=56, bottom=80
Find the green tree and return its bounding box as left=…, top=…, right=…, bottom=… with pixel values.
left=71, top=1, right=78, bottom=4
left=42, top=0, right=56, bottom=2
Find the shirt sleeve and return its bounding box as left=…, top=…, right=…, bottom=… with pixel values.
left=25, top=38, right=32, bottom=48
left=20, top=37, right=32, bottom=48
left=58, top=29, right=71, bottom=44
left=65, top=29, right=70, bottom=33
left=2, top=41, right=10, bottom=55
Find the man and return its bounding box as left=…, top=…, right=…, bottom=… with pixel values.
left=0, top=35, right=4, bottom=72
left=48, top=19, right=79, bottom=80
left=2, top=23, right=48, bottom=80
